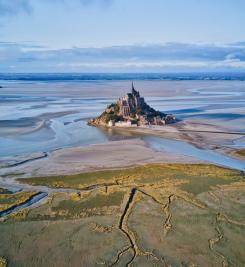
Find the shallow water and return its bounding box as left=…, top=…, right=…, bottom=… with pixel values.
left=144, top=136, right=245, bottom=171
left=0, top=79, right=244, bottom=168
left=0, top=192, right=48, bottom=218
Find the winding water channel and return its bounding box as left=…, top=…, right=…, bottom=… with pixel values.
left=0, top=134, right=244, bottom=219
left=144, top=136, right=245, bottom=171
left=0, top=192, right=48, bottom=218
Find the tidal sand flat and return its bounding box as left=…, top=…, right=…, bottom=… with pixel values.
left=0, top=79, right=245, bottom=157
left=0, top=139, right=202, bottom=184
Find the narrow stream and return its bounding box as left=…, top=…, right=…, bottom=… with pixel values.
left=1, top=134, right=244, bottom=218
left=144, top=136, right=245, bottom=171
left=0, top=192, right=48, bottom=218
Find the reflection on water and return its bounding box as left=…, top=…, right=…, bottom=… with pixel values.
left=0, top=118, right=110, bottom=156
left=144, top=136, right=245, bottom=171
left=0, top=80, right=244, bottom=170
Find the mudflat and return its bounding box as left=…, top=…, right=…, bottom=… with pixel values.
left=0, top=139, right=201, bottom=180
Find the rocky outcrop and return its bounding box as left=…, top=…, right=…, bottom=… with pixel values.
left=88, top=83, right=176, bottom=127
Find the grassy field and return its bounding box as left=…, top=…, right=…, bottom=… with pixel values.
left=25, top=190, right=126, bottom=220
left=18, top=164, right=243, bottom=195
left=1, top=164, right=245, bottom=266
left=0, top=191, right=38, bottom=212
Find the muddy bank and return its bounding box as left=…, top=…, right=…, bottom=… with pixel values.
left=0, top=152, right=48, bottom=168
left=0, top=139, right=202, bottom=180
left=0, top=192, right=48, bottom=218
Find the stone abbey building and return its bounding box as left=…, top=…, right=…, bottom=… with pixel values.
left=118, top=83, right=145, bottom=118
left=88, top=83, right=176, bottom=127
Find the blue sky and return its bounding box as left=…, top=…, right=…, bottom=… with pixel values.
left=0, top=0, right=245, bottom=72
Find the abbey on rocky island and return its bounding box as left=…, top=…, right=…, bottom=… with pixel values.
left=88, top=83, right=176, bottom=127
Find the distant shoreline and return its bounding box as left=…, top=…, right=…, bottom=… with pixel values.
left=1, top=72, right=245, bottom=82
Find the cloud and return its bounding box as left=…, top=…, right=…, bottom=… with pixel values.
left=228, top=41, right=245, bottom=47
left=0, top=41, right=45, bottom=49
left=1, top=41, right=245, bottom=72
left=56, top=60, right=209, bottom=69
left=0, top=0, right=113, bottom=17
left=0, top=0, right=32, bottom=16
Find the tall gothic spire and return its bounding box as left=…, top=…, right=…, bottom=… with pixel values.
left=132, top=81, right=137, bottom=95
left=132, top=81, right=135, bottom=91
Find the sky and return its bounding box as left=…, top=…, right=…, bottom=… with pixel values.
left=0, top=0, right=245, bottom=72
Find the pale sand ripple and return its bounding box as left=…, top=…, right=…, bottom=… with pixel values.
left=0, top=139, right=202, bottom=179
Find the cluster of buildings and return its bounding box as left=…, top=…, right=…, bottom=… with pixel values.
left=88, top=83, right=176, bottom=128
left=118, top=83, right=145, bottom=118
left=108, top=83, right=176, bottom=127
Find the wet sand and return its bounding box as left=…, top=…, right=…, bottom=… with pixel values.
left=109, top=120, right=245, bottom=150
left=0, top=79, right=244, bottom=178
left=1, top=79, right=245, bottom=157
left=0, top=139, right=202, bottom=180
left=0, top=111, right=77, bottom=137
